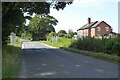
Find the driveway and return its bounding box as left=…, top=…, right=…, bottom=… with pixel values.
left=18, top=41, right=118, bottom=78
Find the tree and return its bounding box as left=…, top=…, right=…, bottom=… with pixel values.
left=58, top=30, right=67, bottom=37
left=2, top=1, right=73, bottom=44
left=68, top=29, right=74, bottom=38
left=28, top=14, right=58, bottom=40
left=46, top=32, right=56, bottom=41
left=74, top=32, right=77, bottom=35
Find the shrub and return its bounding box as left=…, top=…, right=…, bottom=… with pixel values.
left=64, top=34, right=73, bottom=38
left=46, top=32, right=56, bottom=41
left=58, top=33, right=65, bottom=37
left=70, top=37, right=120, bottom=56
left=3, top=43, right=21, bottom=78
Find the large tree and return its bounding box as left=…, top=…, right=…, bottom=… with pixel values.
left=2, top=1, right=73, bottom=44
left=58, top=30, right=67, bottom=37
left=68, top=29, right=74, bottom=37
left=58, top=30, right=67, bottom=34
left=29, top=15, right=58, bottom=40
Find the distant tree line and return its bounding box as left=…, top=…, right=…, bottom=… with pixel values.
left=57, top=29, right=77, bottom=38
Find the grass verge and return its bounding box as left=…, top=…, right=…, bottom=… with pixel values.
left=39, top=37, right=73, bottom=48
left=40, top=41, right=119, bottom=64
left=2, top=42, right=22, bottom=78
left=60, top=47, right=119, bottom=64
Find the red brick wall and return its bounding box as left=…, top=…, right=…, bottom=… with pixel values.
left=77, top=21, right=111, bottom=37
left=95, top=22, right=111, bottom=36
left=91, top=28, right=95, bottom=37
left=84, top=29, right=89, bottom=36
left=77, top=30, right=84, bottom=36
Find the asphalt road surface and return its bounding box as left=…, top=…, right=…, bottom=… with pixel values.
left=18, top=41, right=118, bottom=78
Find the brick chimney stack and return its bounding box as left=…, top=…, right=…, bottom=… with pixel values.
left=88, top=17, right=91, bottom=37
left=88, top=17, right=91, bottom=24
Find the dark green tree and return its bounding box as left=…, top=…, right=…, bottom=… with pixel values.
left=58, top=30, right=67, bottom=37
left=68, top=29, right=74, bottom=37
left=29, top=15, right=58, bottom=40
left=2, top=1, right=73, bottom=44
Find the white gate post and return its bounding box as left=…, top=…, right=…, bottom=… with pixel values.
left=10, top=32, right=16, bottom=43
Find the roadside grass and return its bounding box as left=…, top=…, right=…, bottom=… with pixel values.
left=39, top=37, right=73, bottom=48
left=39, top=37, right=119, bottom=64
left=0, top=47, right=1, bottom=79
left=60, top=47, right=119, bottom=64
left=2, top=42, right=22, bottom=78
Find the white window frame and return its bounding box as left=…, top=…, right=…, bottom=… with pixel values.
left=106, top=27, right=109, bottom=31
left=97, top=27, right=100, bottom=31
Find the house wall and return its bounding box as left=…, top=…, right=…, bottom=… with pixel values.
left=84, top=29, right=89, bottom=36
left=95, top=22, right=111, bottom=36
left=77, top=30, right=81, bottom=35
left=77, top=30, right=84, bottom=36
left=91, top=28, right=95, bottom=37
left=77, top=29, right=88, bottom=37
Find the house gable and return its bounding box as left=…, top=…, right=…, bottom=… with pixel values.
left=77, top=18, right=112, bottom=37
left=92, top=21, right=111, bottom=28
left=95, top=21, right=112, bottom=36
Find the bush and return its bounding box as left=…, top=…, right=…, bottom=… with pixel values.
left=64, top=34, right=72, bottom=38
left=46, top=32, right=56, bottom=42
left=104, top=37, right=120, bottom=55
left=3, top=43, right=21, bottom=78
left=70, top=37, right=120, bottom=56
left=58, top=33, right=65, bottom=37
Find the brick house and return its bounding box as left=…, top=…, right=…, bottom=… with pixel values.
left=77, top=17, right=112, bottom=38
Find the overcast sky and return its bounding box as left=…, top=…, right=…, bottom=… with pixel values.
left=49, top=0, right=119, bottom=33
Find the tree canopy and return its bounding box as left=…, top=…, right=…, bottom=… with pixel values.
left=58, top=30, right=67, bottom=34
left=68, top=29, right=74, bottom=36
left=2, top=1, right=73, bottom=44
left=29, top=15, right=58, bottom=40
left=57, top=30, right=67, bottom=37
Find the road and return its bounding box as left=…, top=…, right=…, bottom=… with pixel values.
left=18, top=41, right=118, bottom=78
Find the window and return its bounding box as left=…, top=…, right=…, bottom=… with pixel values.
left=106, top=27, right=109, bottom=31
left=97, top=27, right=100, bottom=31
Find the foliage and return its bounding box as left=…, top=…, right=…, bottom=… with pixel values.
left=21, top=31, right=32, bottom=40
left=103, top=37, right=120, bottom=55
left=20, top=25, right=32, bottom=40
left=67, top=29, right=74, bottom=38
left=64, top=34, right=72, bottom=38
left=74, top=32, right=77, bottom=35
left=2, top=1, right=73, bottom=44
left=40, top=37, right=73, bottom=48
left=2, top=43, right=21, bottom=78
left=40, top=37, right=120, bottom=63
left=58, top=30, right=67, bottom=37
left=70, top=37, right=120, bottom=56
left=46, top=32, right=56, bottom=41
left=40, top=37, right=119, bottom=63
left=29, top=15, right=57, bottom=40
left=61, top=47, right=119, bottom=63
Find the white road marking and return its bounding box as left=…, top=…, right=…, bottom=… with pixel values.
left=22, top=44, right=24, bottom=49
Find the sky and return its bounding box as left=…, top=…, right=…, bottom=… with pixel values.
left=49, top=0, right=119, bottom=33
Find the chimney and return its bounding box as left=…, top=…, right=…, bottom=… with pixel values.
left=88, top=17, right=91, bottom=24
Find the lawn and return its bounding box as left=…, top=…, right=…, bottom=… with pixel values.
left=40, top=37, right=73, bottom=48
left=2, top=42, right=22, bottom=78
left=0, top=47, right=1, bottom=79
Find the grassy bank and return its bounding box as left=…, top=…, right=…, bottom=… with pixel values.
left=39, top=37, right=119, bottom=63
left=2, top=42, right=22, bottom=78
left=60, top=47, right=119, bottom=64
left=40, top=37, right=73, bottom=48
left=70, top=37, right=120, bottom=56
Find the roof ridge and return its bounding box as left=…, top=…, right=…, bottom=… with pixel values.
left=77, top=21, right=103, bottom=31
